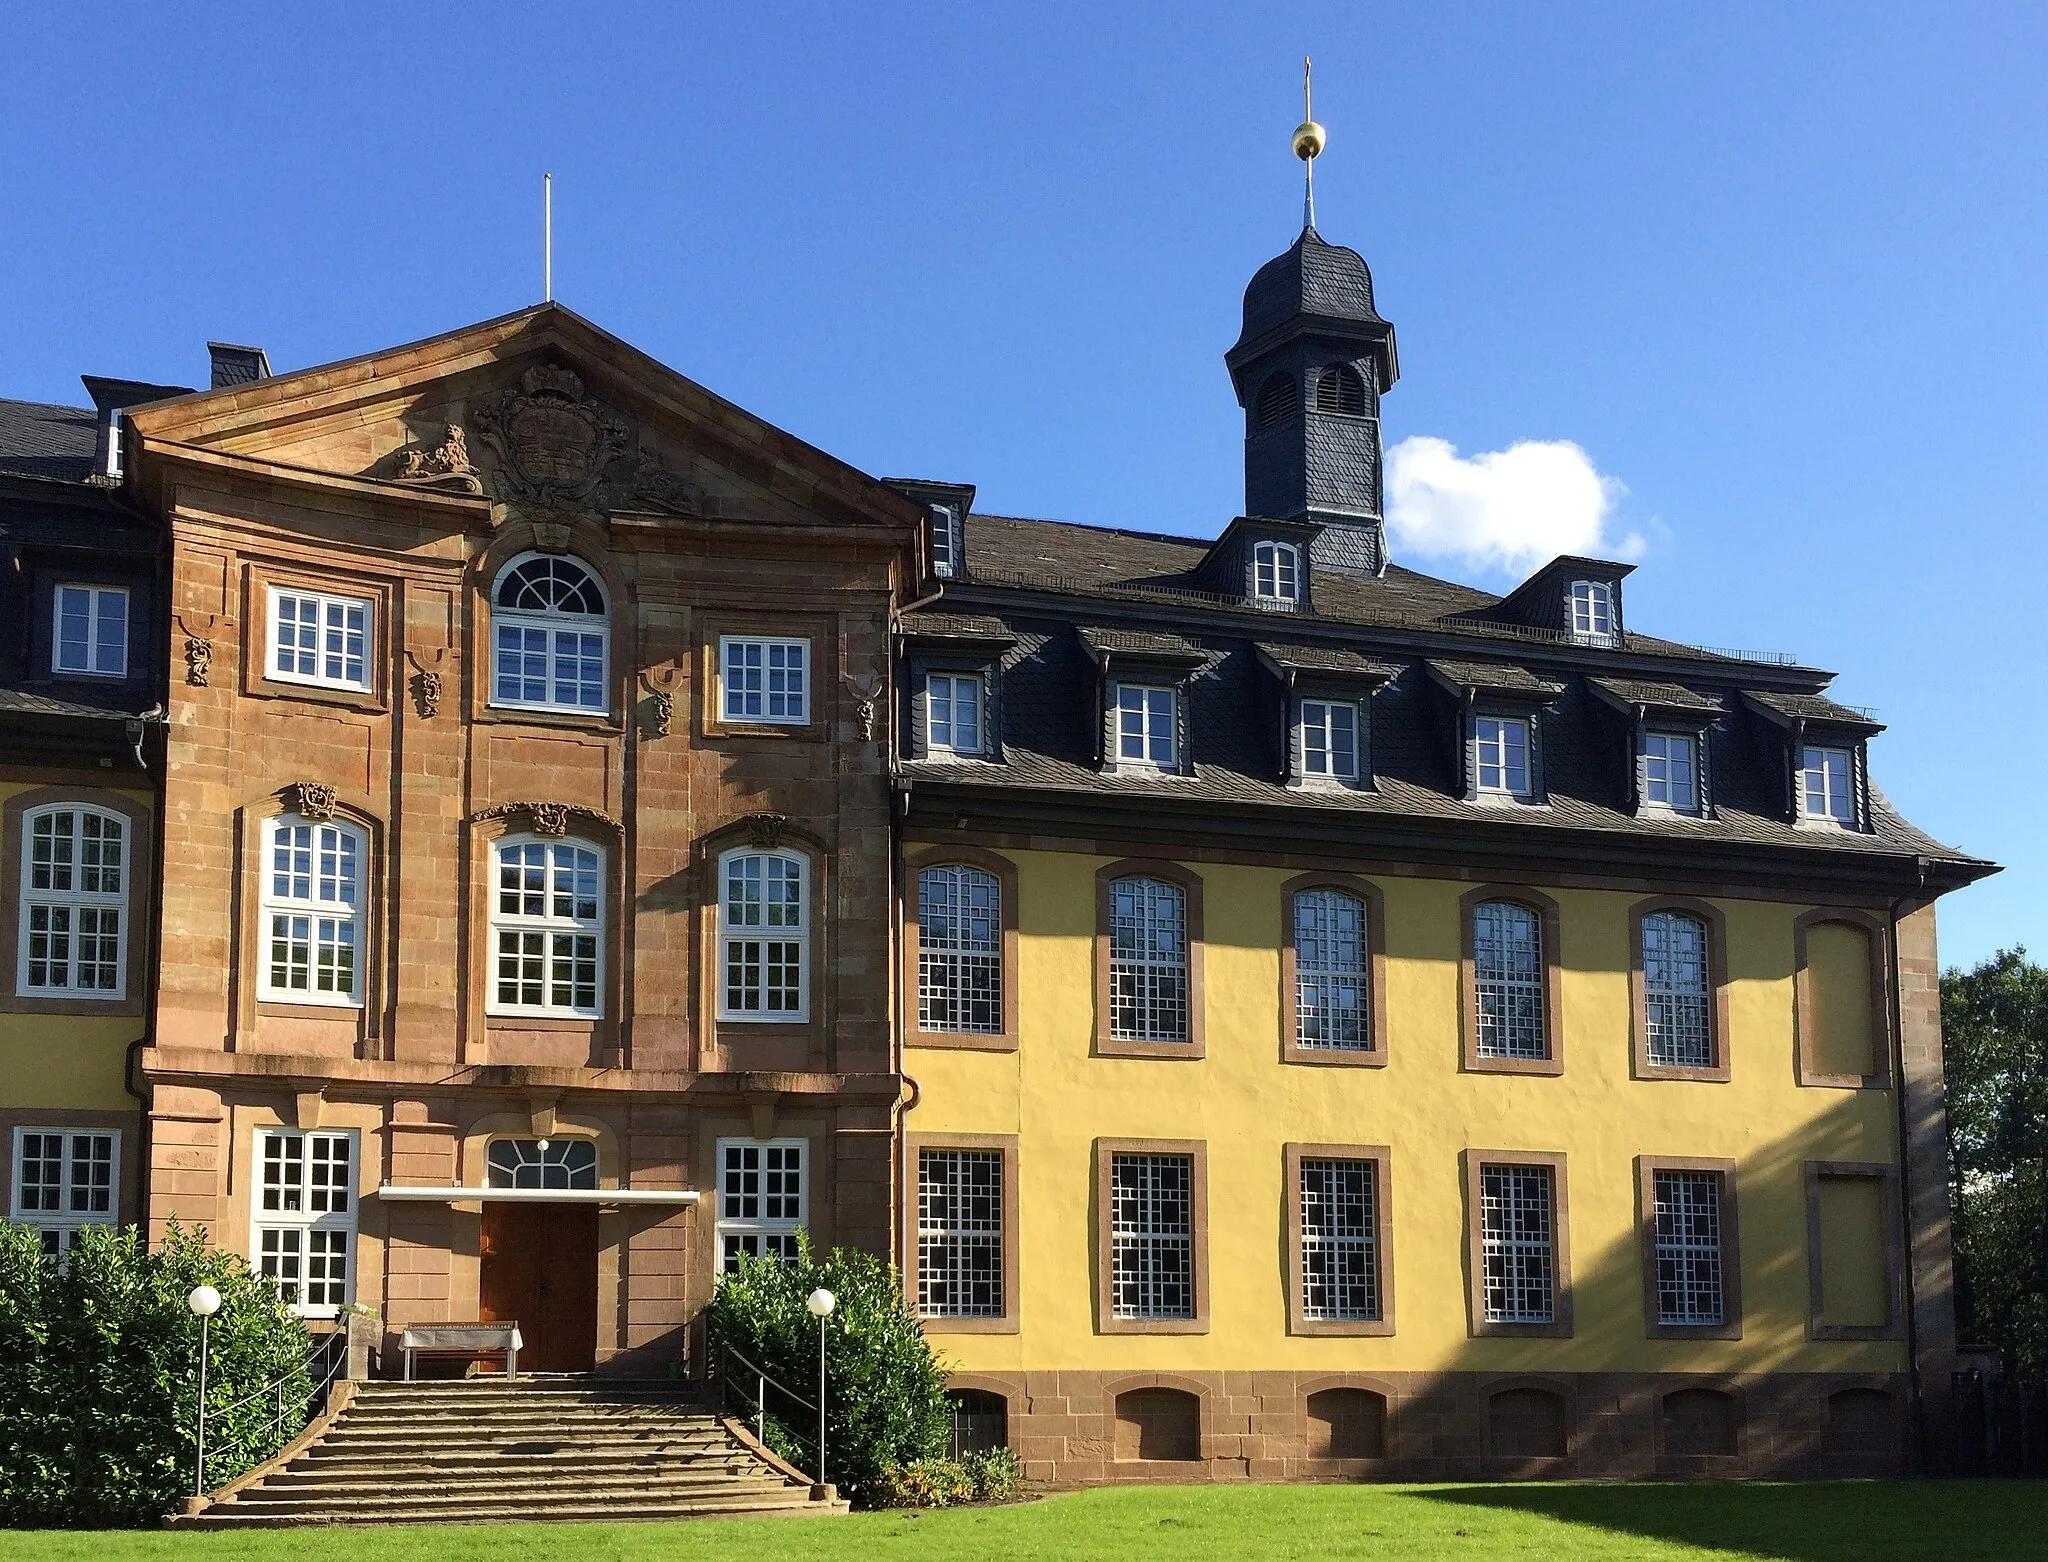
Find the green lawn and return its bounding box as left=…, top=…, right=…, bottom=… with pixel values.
left=7, top=1482, right=2041, bottom=1561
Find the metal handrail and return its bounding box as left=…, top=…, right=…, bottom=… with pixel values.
left=198, top=1328, right=346, bottom=1490
left=711, top=1336, right=819, bottom=1482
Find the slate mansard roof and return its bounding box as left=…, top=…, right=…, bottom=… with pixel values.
left=897, top=508, right=1992, bottom=890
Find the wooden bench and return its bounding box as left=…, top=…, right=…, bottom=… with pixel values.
left=399, top=1322, right=523, bottom=1380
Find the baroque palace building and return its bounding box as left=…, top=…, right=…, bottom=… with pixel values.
left=0, top=192, right=1993, bottom=1478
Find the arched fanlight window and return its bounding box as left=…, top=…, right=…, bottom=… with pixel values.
left=1314, top=364, right=1367, bottom=416
left=487, top=1137, right=598, bottom=1189
left=490, top=553, right=609, bottom=714
left=1256, top=372, right=1299, bottom=431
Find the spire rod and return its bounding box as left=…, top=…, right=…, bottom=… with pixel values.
left=1292, top=57, right=1327, bottom=231
left=544, top=173, right=553, bottom=302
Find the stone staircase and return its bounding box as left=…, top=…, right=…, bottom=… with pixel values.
left=179, top=1378, right=842, bottom=1527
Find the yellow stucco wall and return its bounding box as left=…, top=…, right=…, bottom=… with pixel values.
left=0, top=779, right=150, bottom=1113
left=908, top=845, right=1906, bottom=1378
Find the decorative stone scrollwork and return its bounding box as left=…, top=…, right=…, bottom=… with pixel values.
left=184, top=637, right=212, bottom=686
left=529, top=802, right=571, bottom=837
left=744, top=813, right=789, bottom=849
left=386, top=423, right=484, bottom=494
left=649, top=689, right=674, bottom=738
left=628, top=447, right=705, bottom=516
left=412, top=668, right=442, bottom=718
left=286, top=781, right=339, bottom=822
left=471, top=363, right=630, bottom=512
left=472, top=800, right=621, bottom=836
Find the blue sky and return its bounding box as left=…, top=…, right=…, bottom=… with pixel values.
left=3, top=4, right=2039, bottom=967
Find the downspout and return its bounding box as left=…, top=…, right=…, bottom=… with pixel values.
left=124, top=714, right=168, bottom=1242
left=1885, top=854, right=1931, bottom=1473
left=890, top=781, right=923, bottom=1281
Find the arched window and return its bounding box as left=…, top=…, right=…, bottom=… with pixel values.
left=490, top=553, right=609, bottom=714
left=1108, top=876, right=1188, bottom=1043
left=947, top=1389, right=1009, bottom=1458
left=490, top=836, right=602, bottom=1017
left=487, top=1137, right=598, bottom=1189
left=1255, top=372, right=1298, bottom=430
left=918, top=864, right=1001, bottom=1034
left=1314, top=364, right=1367, bottom=416
left=1252, top=540, right=1301, bottom=604
left=18, top=804, right=127, bottom=997
left=719, top=850, right=808, bottom=1022
left=260, top=814, right=364, bottom=1005
left=1294, top=888, right=1367, bottom=1049
left=1642, top=911, right=1711, bottom=1068
left=1473, top=900, right=1545, bottom=1059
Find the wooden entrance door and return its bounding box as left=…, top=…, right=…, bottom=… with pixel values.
left=480, top=1203, right=599, bottom=1372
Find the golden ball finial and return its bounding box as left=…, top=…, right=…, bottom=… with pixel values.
left=1293, top=119, right=1326, bottom=161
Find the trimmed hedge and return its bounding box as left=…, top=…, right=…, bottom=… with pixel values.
left=0, top=1220, right=313, bottom=1528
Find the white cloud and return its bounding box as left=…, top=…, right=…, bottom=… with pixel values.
left=1385, top=435, right=1644, bottom=581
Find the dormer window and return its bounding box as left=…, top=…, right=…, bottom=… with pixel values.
left=1643, top=731, right=1700, bottom=815
left=1313, top=364, right=1367, bottom=416
left=53, top=585, right=128, bottom=678
left=929, top=504, right=962, bottom=580
left=104, top=408, right=125, bottom=479
left=1297, top=698, right=1360, bottom=787
left=1800, top=745, right=1855, bottom=825
left=1569, top=580, right=1615, bottom=646
left=1253, top=541, right=1301, bottom=606
left=1475, top=716, right=1532, bottom=798
left=925, top=672, right=984, bottom=758
left=1115, top=683, right=1178, bottom=772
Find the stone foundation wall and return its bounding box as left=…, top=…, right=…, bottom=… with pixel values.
left=949, top=1369, right=1912, bottom=1484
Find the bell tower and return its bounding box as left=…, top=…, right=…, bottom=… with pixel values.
left=1223, top=66, right=1399, bottom=576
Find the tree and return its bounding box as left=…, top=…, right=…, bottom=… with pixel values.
left=1944, top=948, right=2048, bottom=1379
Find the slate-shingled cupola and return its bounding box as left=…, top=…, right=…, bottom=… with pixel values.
left=1225, top=226, right=1399, bottom=578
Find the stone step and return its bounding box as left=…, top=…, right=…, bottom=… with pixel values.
left=335, top=1410, right=720, bottom=1431
left=245, top=1470, right=798, bottom=1500
left=282, top=1451, right=762, bottom=1479
left=303, top=1431, right=731, bottom=1455
left=195, top=1488, right=831, bottom=1525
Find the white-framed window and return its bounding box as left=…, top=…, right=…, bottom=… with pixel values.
left=1643, top=911, right=1712, bottom=1068
left=1480, top=1163, right=1556, bottom=1325
left=486, top=1137, right=598, bottom=1189
left=925, top=672, right=984, bottom=757
left=260, top=815, right=363, bottom=1006
left=104, top=407, right=125, bottom=479
left=1568, top=580, right=1615, bottom=646
left=1473, top=899, right=1545, bottom=1060
left=1643, top=731, right=1699, bottom=814
left=719, top=850, right=808, bottom=1022
left=18, top=804, right=127, bottom=999
left=251, top=1127, right=356, bottom=1318
left=53, top=584, right=128, bottom=677
left=490, top=553, right=608, bottom=715
left=929, top=504, right=961, bottom=579
left=1474, top=716, right=1532, bottom=798
left=1652, top=1169, right=1726, bottom=1327
left=1107, top=876, right=1190, bottom=1044
left=716, top=1138, right=806, bottom=1271
left=917, top=863, right=1001, bottom=1034
left=720, top=636, right=809, bottom=725
left=1800, top=745, right=1856, bottom=825
left=1253, top=540, right=1301, bottom=604
left=1110, top=1151, right=1195, bottom=1319
left=1294, top=887, right=1368, bottom=1050
left=269, top=587, right=372, bottom=692
left=11, top=1128, right=119, bottom=1256
left=490, top=837, right=602, bottom=1017
left=1298, top=698, right=1360, bottom=786
left=1299, top=1156, right=1379, bottom=1322
left=917, top=1147, right=1004, bottom=1318
left=1114, top=683, right=1178, bottom=772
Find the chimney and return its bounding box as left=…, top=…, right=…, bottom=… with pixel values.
left=208, top=342, right=272, bottom=389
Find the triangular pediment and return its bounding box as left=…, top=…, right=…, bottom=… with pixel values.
left=124, top=303, right=923, bottom=536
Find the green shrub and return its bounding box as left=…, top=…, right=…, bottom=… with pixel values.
left=963, top=1445, right=1022, bottom=1502
left=702, top=1235, right=950, bottom=1505
left=870, top=1456, right=975, bottom=1509
left=0, top=1219, right=313, bottom=1528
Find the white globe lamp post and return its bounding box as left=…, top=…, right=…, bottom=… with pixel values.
left=187, top=1285, right=222, bottom=1496
left=806, top=1287, right=836, bottom=1489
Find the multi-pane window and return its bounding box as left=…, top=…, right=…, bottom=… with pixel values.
left=486, top=1137, right=598, bottom=1189
left=491, top=838, right=602, bottom=1016
left=1643, top=911, right=1712, bottom=1069
left=1294, top=889, right=1368, bottom=1050
left=917, top=1148, right=1004, bottom=1318
left=1108, top=876, right=1190, bottom=1044
left=918, top=864, right=1001, bottom=1035
left=269, top=587, right=371, bottom=691
left=721, top=637, right=809, bottom=725
left=11, top=1129, right=118, bottom=1257
left=1298, top=699, right=1359, bottom=785
left=1299, top=1157, right=1379, bottom=1322
left=720, top=851, right=808, bottom=1021
left=716, top=1139, right=805, bottom=1271
left=1644, top=731, right=1699, bottom=813
left=1473, top=900, right=1545, bottom=1060
left=261, top=816, right=362, bottom=1005
left=1652, top=1170, right=1726, bottom=1327
left=1480, top=1164, right=1557, bottom=1325
left=926, top=672, right=984, bottom=757
left=1110, top=1152, right=1194, bottom=1319
left=929, top=504, right=961, bottom=579
left=1474, top=716, right=1531, bottom=797
left=1115, top=683, right=1177, bottom=771
left=1800, top=745, right=1855, bottom=824
left=1253, top=541, right=1301, bottom=604
left=19, top=805, right=126, bottom=998
left=53, top=585, right=127, bottom=676
left=252, top=1128, right=356, bottom=1317
left=490, top=553, right=608, bottom=714
left=1568, top=580, right=1615, bottom=645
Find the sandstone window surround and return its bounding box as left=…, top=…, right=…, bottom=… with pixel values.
left=10, top=1127, right=119, bottom=1257
left=1462, top=1149, right=1574, bottom=1339
left=1094, top=1138, right=1209, bottom=1335
left=719, top=635, right=810, bottom=726
left=489, top=835, right=605, bottom=1019
left=1284, top=1142, right=1395, bottom=1337
left=715, top=1136, right=807, bottom=1271
left=1629, top=896, right=1732, bottom=1083
left=1093, top=860, right=1205, bottom=1059
left=717, top=847, right=811, bottom=1024
left=14, top=801, right=129, bottom=1002
left=1460, top=886, right=1564, bottom=1077
left=908, top=851, right=1016, bottom=1047
left=1792, top=907, right=1893, bottom=1090
left=908, top=1134, right=1019, bottom=1334
left=251, top=1126, right=358, bottom=1319
left=1803, top=1160, right=1906, bottom=1342
left=266, top=584, right=373, bottom=694
left=1635, top=1155, right=1743, bottom=1341
left=1280, top=872, right=1387, bottom=1066
left=488, top=551, right=610, bottom=717
left=258, top=814, right=365, bottom=1008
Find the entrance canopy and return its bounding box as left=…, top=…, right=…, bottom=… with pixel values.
left=376, top=1185, right=700, bottom=1206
